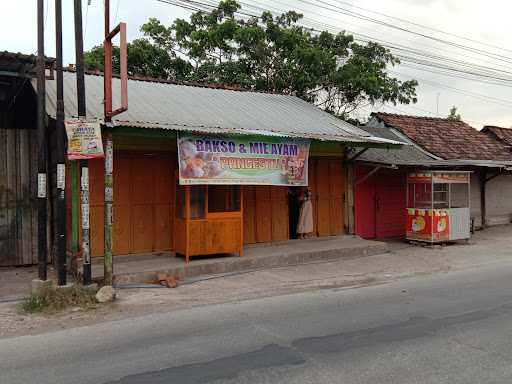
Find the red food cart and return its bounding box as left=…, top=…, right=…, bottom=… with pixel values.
left=406, top=171, right=471, bottom=243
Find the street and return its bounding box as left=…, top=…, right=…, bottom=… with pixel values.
left=2, top=260, right=512, bottom=384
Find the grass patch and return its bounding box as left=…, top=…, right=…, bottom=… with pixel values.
left=19, top=284, right=98, bottom=314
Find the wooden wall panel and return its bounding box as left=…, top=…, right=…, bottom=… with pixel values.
left=88, top=153, right=177, bottom=256
left=255, top=186, right=272, bottom=242
left=270, top=187, right=289, bottom=241
left=243, top=186, right=256, bottom=244
left=130, top=157, right=155, bottom=253
left=154, top=157, right=174, bottom=251
left=113, top=157, right=132, bottom=255
left=316, top=160, right=331, bottom=237
left=309, top=158, right=345, bottom=238
left=154, top=205, right=172, bottom=250
left=131, top=205, right=154, bottom=253
left=0, top=128, right=38, bottom=266
left=329, top=160, right=345, bottom=235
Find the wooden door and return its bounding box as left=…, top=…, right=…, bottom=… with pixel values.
left=311, top=158, right=345, bottom=237
left=354, top=165, right=377, bottom=239
left=270, top=187, right=289, bottom=241
left=243, top=185, right=289, bottom=244
left=375, top=171, right=406, bottom=238
left=255, top=186, right=272, bottom=242
left=243, top=186, right=257, bottom=244
left=113, top=156, right=132, bottom=255
left=316, top=160, right=332, bottom=236
left=131, top=157, right=155, bottom=253
left=154, top=157, right=175, bottom=251
left=329, top=160, right=345, bottom=235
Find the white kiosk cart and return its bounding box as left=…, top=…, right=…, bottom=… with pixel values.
left=406, top=171, right=471, bottom=243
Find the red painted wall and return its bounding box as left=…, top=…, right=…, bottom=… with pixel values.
left=355, top=165, right=407, bottom=239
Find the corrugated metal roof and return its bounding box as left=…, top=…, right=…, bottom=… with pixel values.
left=0, top=51, right=54, bottom=75
left=357, top=125, right=435, bottom=165
left=41, top=71, right=400, bottom=145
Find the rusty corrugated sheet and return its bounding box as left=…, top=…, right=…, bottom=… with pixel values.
left=41, top=71, right=401, bottom=145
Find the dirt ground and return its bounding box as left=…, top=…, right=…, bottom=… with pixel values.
left=1, top=225, right=511, bottom=339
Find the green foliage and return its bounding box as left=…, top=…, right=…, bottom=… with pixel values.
left=84, top=0, right=417, bottom=116
left=19, top=285, right=98, bottom=314
left=447, top=106, right=461, bottom=121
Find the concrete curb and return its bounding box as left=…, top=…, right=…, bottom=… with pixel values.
left=113, top=242, right=389, bottom=285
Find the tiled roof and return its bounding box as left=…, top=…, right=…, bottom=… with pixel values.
left=482, top=125, right=512, bottom=146
left=374, top=113, right=512, bottom=161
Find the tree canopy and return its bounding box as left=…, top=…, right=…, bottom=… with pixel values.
left=447, top=106, right=461, bottom=121
left=84, top=0, right=417, bottom=119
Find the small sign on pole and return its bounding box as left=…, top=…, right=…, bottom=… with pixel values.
left=65, top=118, right=104, bottom=160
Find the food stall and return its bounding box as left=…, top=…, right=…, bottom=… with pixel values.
left=174, top=133, right=309, bottom=262
left=406, top=171, right=471, bottom=243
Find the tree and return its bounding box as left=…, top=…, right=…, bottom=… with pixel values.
left=84, top=0, right=418, bottom=117
left=84, top=38, right=193, bottom=79
left=447, top=106, right=461, bottom=121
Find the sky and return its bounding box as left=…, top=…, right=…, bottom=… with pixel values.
left=1, top=0, right=512, bottom=129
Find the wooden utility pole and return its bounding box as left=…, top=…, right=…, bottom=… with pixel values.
left=73, top=0, right=91, bottom=285
left=103, top=0, right=128, bottom=285
left=37, top=0, right=48, bottom=281
left=55, top=0, right=67, bottom=286
left=103, top=0, right=114, bottom=286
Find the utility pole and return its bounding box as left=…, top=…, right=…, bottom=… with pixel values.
left=37, top=0, right=48, bottom=281
left=74, top=0, right=91, bottom=285
left=55, top=0, right=67, bottom=286
left=103, top=0, right=114, bottom=286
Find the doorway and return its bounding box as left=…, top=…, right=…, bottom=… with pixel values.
left=288, top=187, right=304, bottom=239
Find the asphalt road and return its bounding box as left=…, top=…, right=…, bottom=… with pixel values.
left=3, top=263, right=512, bottom=384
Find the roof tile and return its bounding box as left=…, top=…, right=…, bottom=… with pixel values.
left=375, top=113, right=512, bottom=161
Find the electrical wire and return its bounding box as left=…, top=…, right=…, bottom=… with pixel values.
left=153, top=0, right=512, bottom=124
left=160, top=0, right=512, bottom=85
left=319, top=0, right=512, bottom=56
left=114, top=0, right=121, bottom=24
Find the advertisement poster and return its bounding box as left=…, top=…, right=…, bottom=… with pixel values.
left=178, top=133, right=310, bottom=186
left=406, top=209, right=450, bottom=242
left=65, top=119, right=104, bottom=160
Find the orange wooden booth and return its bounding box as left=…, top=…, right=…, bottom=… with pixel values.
left=174, top=184, right=243, bottom=262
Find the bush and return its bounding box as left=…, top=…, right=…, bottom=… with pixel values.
left=19, top=284, right=98, bottom=314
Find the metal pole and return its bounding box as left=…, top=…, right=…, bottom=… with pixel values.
left=55, top=0, right=67, bottom=286
left=74, top=0, right=91, bottom=285
left=37, top=0, right=48, bottom=281
left=103, top=0, right=114, bottom=285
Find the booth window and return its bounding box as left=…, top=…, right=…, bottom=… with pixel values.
left=190, top=185, right=206, bottom=219
left=208, top=185, right=241, bottom=213
left=450, top=183, right=469, bottom=208
left=433, top=183, right=449, bottom=209
left=411, top=183, right=432, bottom=209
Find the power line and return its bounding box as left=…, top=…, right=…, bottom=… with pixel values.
left=320, top=0, right=512, bottom=56
left=114, top=0, right=121, bottom=24
left=296, top=0, right=512, bottom=65
left=155, top=0, right=512, bottom=89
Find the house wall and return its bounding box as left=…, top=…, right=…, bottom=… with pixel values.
left=0, top=83, right=40, bottom=266
left=468, top=172, right=512, bottom=228
left=483, top=173, right=512, bottom=226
